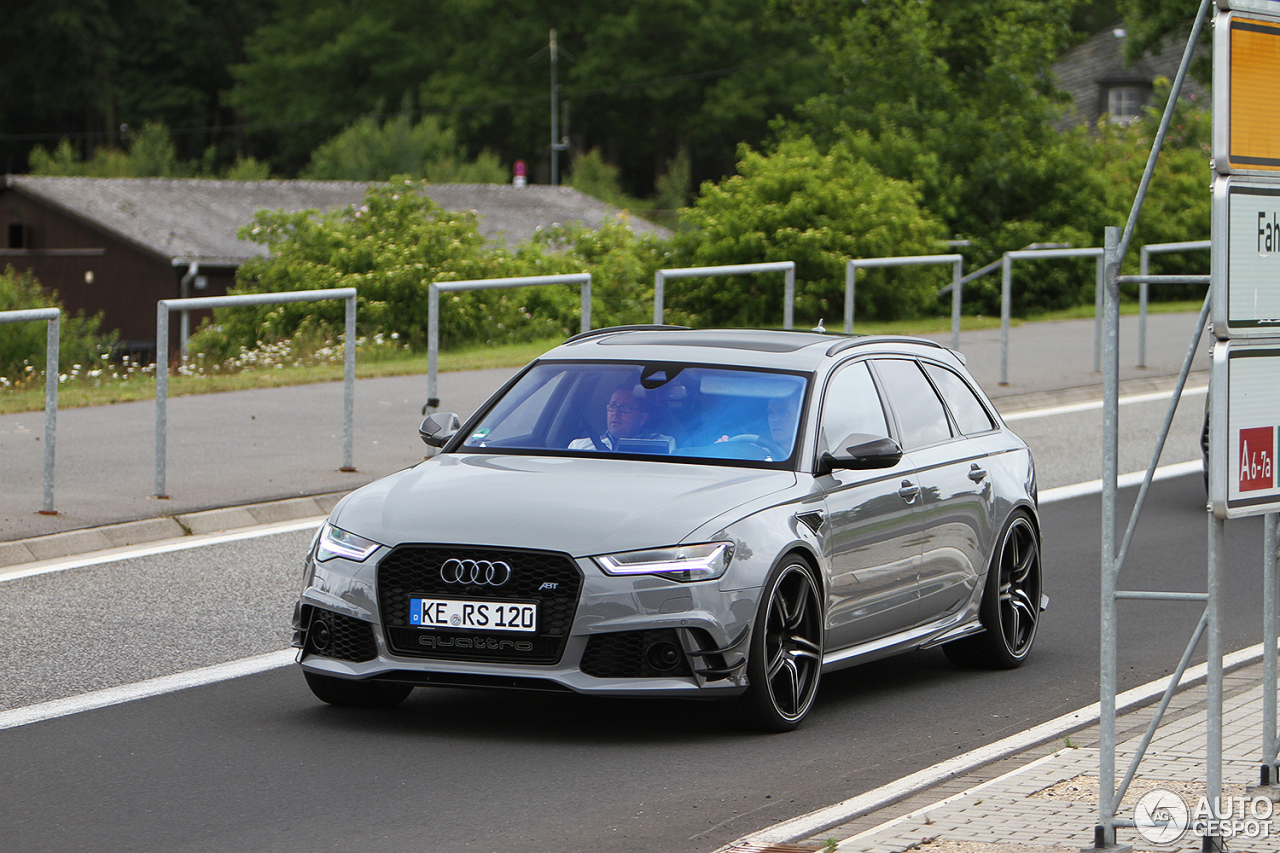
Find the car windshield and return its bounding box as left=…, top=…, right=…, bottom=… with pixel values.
left=458, top=361, right=809, bottom=467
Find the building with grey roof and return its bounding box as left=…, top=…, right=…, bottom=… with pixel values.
left=1051, top=24, right=1208, bottom=128
left=0, top=176, right=668, bottom=348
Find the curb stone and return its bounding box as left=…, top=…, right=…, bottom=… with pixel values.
left=0, top=491, right=345, bottom=569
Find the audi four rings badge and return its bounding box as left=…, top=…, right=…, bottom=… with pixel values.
left=440, top=558, right=512, bottom=586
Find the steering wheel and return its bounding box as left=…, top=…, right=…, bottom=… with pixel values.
left=726, top=434, right=776, bottom=460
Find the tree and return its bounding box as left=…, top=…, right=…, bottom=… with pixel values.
left=1118, top=0, right=1210, bottom=81
left=27, top=122, right=270, bottom=179
left=784, top=0, right=1081, bottom=240
left=0, top=0, right=269, bottom=173
left=302, top=113, right=507, bottom=183
left=225, top=0, right=824, bottom=190
left=675, top=137, right=949, bottom=325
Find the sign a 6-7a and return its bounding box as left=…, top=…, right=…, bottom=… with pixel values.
left=1211, top=343, right=1280, bottom=518
left=1238, top=426, right=1276, bottom=491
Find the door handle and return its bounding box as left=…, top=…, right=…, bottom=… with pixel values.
left=968, top=463, right=988, bottom=483
left=898, top=480, right=920, bottom=503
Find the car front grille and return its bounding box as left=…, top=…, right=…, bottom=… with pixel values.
left=580, top=629, right=692, bottom=678
left=377, top=544, right=582, bottom=664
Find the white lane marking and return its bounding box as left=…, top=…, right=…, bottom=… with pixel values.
left=728, top=642, right=1266, bottom=850
left=0, top=650, right=296, bottom=732
left=1039, top=459, right=1203, bottom=504
left=1001, top=385, right=1207, bottom=422
left=0, top=516, right=326, bottom=584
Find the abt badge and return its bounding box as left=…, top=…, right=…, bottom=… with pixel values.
left=538, top=582, right=559, bottom=591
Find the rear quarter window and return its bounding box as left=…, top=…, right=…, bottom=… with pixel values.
left=922, top=363, right=996, bottom=435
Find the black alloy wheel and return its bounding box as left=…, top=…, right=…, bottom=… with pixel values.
left=944, top=511, right=1042, bottom=670
left=738, top=560, right=824, bottom=732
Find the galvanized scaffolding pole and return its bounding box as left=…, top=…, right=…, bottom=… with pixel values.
left=1092, top=2, right=1216, bottom=848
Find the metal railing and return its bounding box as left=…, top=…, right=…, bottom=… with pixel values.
left=154, top=289, right=357, bottom=498
left=845, top=255, right=964, bottom=349
left=0, top=308, right=59, bottom=513
left=653, top=262, right=795, bottom=329
left=1138, top=240, right=1211, bottom=367
left=1001, top=247, right=1105, bottom=384
left=426, top=273, right=591, bottom=412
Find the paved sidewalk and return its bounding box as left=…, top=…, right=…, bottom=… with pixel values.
left=718, top=659, right=1279, bottom=853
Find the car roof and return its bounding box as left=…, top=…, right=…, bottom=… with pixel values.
left=546, top=326, right=963, bottom=372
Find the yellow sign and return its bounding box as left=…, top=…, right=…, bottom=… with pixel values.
left=1229, top=15, right=1280, bottom=171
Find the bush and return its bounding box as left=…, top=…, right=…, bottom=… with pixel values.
left=188, top=180, right=673, bottom=358
left=675, top=137, right=950, bottom=326
left=0, top=266, right=116, bottom=381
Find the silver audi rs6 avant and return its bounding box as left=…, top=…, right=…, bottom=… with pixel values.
left=293, top=327, right=1044, bottom=731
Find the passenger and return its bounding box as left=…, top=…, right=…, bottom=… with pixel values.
left=766, top=392, right=801, bottom=454
left=712, top=391, right=800, bottom=460
left=569, top=385, right=673, bottom=451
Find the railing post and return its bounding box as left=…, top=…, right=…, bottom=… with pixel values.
left=844, top=262, right=856, bottom=334
left=784, top=266, right=795, bottom=330
left=1000, top=254, right=1012, bottom=385
left=155, top=301, right=170, bottom=498
left=1139, top=247, right=1150, bottom=368
left=342, top=293, right=356, bottom=471
left=41, top=314, right=59, bottom=514
left=1094, top=254, right=1105, bottom=373
left=427, top=283, right=440, bottom=413
left=951, top=258, right=962, bottom=351
left=653, top=270, right=665, bottom=326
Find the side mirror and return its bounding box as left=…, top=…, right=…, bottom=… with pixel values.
left=419, top=412, right=462, bottom=448
left=817, top=434, right=903, bottom=475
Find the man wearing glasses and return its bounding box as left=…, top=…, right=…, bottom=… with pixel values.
left=569, top=384, right=674, bottom=452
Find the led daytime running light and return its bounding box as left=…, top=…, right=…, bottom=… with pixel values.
left=316, top=523, right=382, bottom=562
left=595, top=542, right=733, bottom=581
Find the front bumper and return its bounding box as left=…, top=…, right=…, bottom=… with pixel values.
left=293, top=549, right=757, bottom=699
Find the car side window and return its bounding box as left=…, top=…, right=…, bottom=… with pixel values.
left=872, top=359, right=953, bottom=449
left=923, top=363, right=996, bottom=435
left=819, top=361, right=890, bottom=453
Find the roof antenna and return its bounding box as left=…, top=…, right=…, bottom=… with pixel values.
left=812, top=319, right=826, bottom=333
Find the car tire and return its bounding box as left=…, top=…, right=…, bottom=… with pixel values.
left=304, top=671, right=414, bottom=708
left=736, top=558, right=824, bottom=732
left=943, top=511, right=1042, bottom=670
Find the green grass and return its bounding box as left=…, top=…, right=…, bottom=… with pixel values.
left=0, top=300, right=1208, bottom=415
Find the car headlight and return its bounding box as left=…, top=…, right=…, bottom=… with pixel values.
left=315, top=523, right=383, bottom=562
left=594, top=542, right=734, bottom=582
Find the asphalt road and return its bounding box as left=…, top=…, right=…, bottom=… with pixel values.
left=0, top=311, right=1239, bottom=853
left=0, top=477, right=1263, bottom=853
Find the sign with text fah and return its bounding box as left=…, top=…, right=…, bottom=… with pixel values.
left=1211, top=178, right=1280, bottom=336
left=1211, top=342, right=1280, bottom=518
left=1214, top=12, right=1280, bottom=175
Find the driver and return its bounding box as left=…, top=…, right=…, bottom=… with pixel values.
left=570, top=385, right=673, bottom=451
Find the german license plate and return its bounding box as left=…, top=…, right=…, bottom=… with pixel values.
left=409, top=598, right=537, bottom=633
